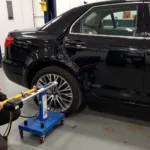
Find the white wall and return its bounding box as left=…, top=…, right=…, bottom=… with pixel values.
left=56, top=0, right=102, bottom=16
left=56, top=0, right=84, bottom=16
left=0, top=0, right=34, bottom=53
left=21, top=0, right=35, bottom=28
left=56, top=0, right=71, bottom=16
left=33, top=0, right=44, bottom=27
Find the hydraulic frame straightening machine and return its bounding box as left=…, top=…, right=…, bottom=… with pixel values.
left=2, top=81, right=65, bottom=143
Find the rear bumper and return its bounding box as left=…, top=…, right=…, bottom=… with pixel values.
left=2, top=57, right=25, bottom=86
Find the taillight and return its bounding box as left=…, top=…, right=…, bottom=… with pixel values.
left=5, top=37, right=14, bottom=48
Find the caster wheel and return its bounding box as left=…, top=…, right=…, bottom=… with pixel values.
left=40, top=137, right=45, bottom=144
left=60, top=120, right=64, bottom=126
left=20, top=130, right=23, bottom=139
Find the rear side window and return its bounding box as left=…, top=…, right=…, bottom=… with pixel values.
left=71, top=4, right=139, bottom=37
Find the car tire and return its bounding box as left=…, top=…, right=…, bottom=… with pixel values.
left=31, top=66, right=83, bottom=116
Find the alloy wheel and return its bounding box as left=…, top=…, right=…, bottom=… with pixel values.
left=36, top=74, right=73, bottom=112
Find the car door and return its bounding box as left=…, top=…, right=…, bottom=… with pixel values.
left=142, top=2, right=150, bottom=106
left=64, top=2, right=145, bottom=103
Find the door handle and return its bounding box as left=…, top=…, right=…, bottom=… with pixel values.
left=66, top=41, right=86, bottom=50
left=67, top=41, right=86, bottom=46
left=75, top=42, right=86, bottom=47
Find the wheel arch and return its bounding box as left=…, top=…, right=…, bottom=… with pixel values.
left=25, top=59, right=83, bottom=88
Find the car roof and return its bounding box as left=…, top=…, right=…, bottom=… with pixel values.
left=76, top=0, right=144, bottom=12
left=85, top=0, right=143, bottom=6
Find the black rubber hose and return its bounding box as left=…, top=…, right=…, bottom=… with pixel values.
left=6, top=113, right=13, bottom=137
left=20, top=115, right=38, bottom=118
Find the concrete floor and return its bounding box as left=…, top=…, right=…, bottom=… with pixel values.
left=1, top=68, right=150, bottom=150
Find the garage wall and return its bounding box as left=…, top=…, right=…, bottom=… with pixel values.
left=56, top=0, right=71, bottom=16
left=56, top=0, right=85, bottom=16
left=21, top=0, right=34, bottom=29
left=0, top=0, right=34, bottom=53
left=33, top=0, right=45, bottom=27
left=56, top=0, right=102, bottom=16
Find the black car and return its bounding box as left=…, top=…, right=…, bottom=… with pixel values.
left=2, top=0, right=150, bottom=116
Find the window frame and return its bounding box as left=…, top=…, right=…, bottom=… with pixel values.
left=70, top=1, right=145, bottom=39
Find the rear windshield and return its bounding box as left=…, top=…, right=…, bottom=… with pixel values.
left=38, top=5, right=90, bottom=33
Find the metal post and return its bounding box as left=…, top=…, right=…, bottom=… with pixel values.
left=39, top=89, right=48, bottom=121
left=44, top=0, right=57, bottom=23
left=52, top=0, right=57, bottom=18
left=44, top=0, right=49, bottom=23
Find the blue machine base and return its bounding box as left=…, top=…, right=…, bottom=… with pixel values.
left=18, top=112, right=65, bottom=137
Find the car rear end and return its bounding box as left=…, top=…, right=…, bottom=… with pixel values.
left=2, top=30, right=37, bottom=87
